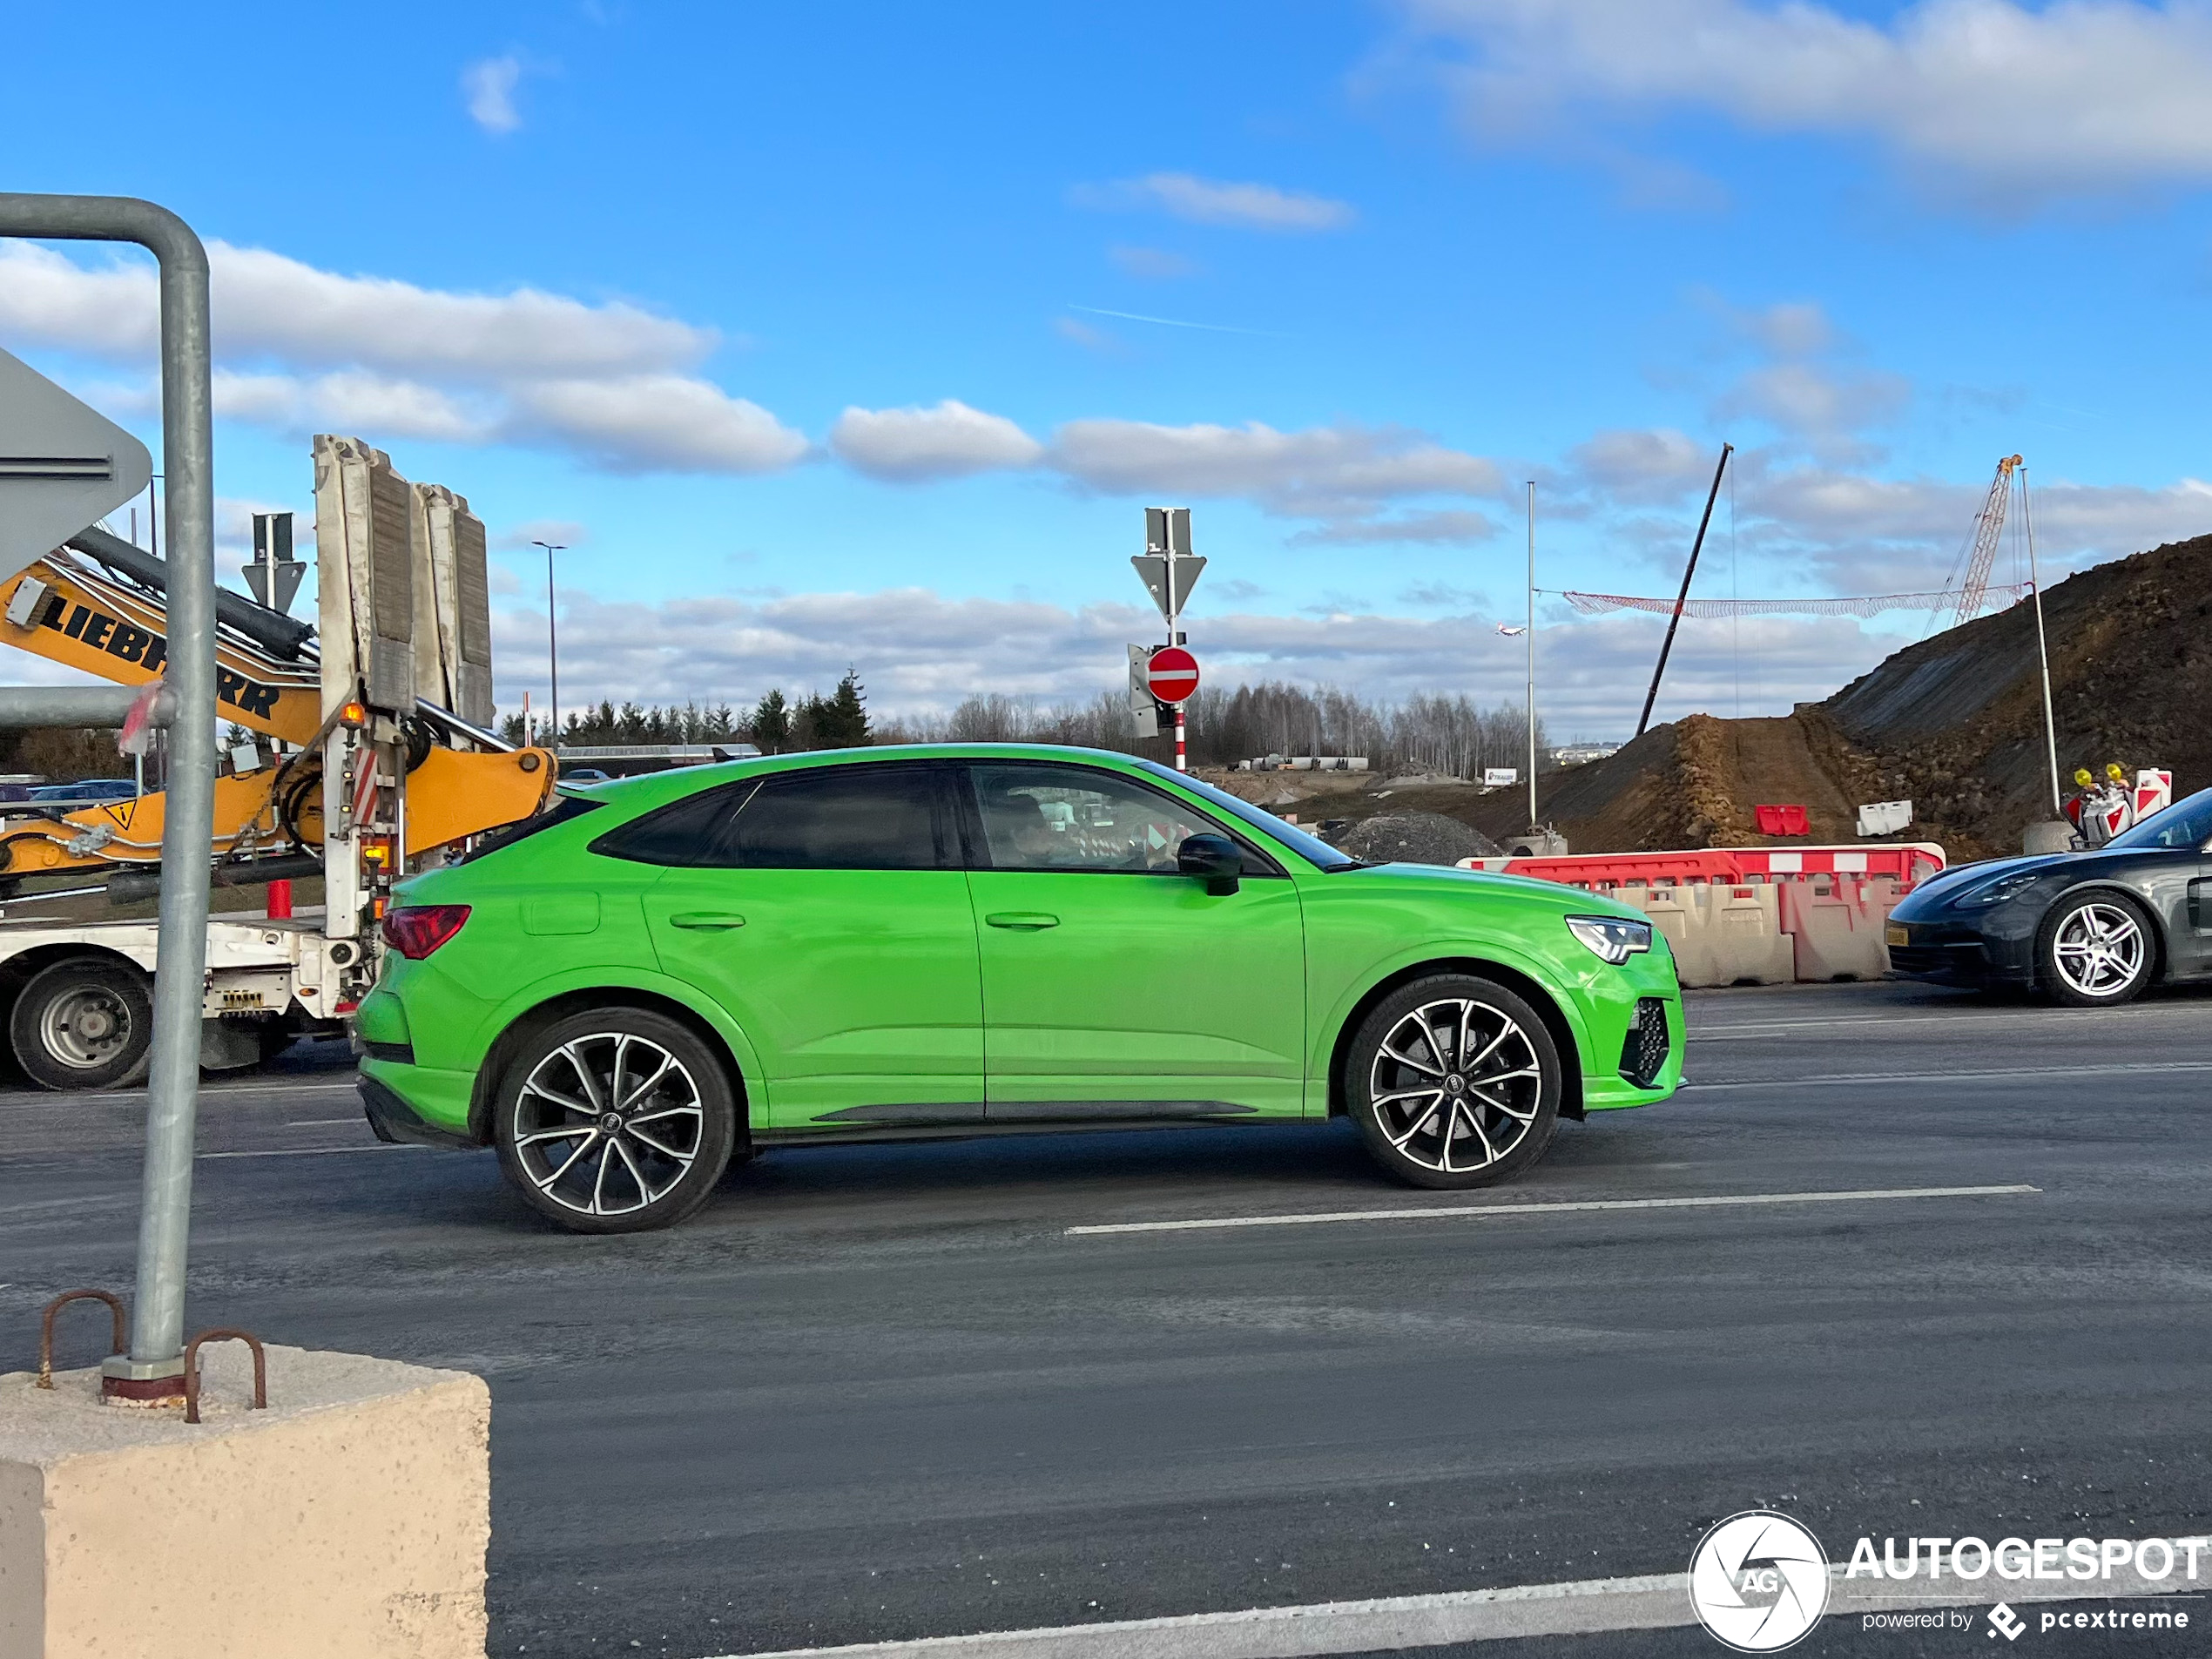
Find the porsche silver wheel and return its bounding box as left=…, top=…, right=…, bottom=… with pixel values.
left=511, top=1032, right=706, bottom=1218
left=1366, top=995, right=1544, bottom=1176
left=2047, top=899, right=2148, bottom=1002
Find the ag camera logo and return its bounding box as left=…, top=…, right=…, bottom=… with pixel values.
left=1689, top=1511, right=1831, bottom=1651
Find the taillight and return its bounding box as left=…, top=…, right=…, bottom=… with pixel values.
left=381, top=904, right=471, bottom=960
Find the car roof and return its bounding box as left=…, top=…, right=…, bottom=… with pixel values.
left=556, top=743, right=1166, bottom=804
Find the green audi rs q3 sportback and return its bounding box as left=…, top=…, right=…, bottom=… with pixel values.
left=358, top=745, right=1682, bottom=1232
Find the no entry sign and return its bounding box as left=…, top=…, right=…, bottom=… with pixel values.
left=1145, top=645, right=1200, bottom=704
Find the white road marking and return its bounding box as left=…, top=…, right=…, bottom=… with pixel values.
left=0, top=1079, right=356, bottom=1109
left=1690, top=1005, right=2197, bottom=1039
left=198, top=1143, right=425, bottom=1160
left=1068, top=1184, right=2039, bottom=1237
left=285, top=1116, right=365, bottom=1127
left=1684, top=1061, right=2212, bottom=1089
left=710, top=1551, right=2195, bottom=1659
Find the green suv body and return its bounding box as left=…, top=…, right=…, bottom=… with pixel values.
left=359, top=745, right=1681, bottom=1231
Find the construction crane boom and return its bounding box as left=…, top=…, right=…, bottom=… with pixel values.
left=1952, top=454, right=2022, bottom=628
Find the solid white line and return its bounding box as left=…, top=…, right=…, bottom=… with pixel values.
left=1067, top=1184, right=2039, bottom=1237
left=1689, top=1004, right=2194, bottom=1038
left=1684, top=1061, right=2212, bottom=1090
left=198, top=1143, right=424, bottom=1160
left=708, top=1552, right=2195, bottom=1659
left=0, top=1079, right=356, bottom=1109
left=285, top=1117, right=365, bottom=1127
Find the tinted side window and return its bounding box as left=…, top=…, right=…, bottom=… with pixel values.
left=711, top=765, right=946, bottom=870
left=963, top=762, right=1258, bottom=874
left=590, top=782, right=754, bottom=867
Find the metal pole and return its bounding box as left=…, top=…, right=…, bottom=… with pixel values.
left=1635, top=443, right=1732, bottom=739
left=1525, top=481, right=1536, bottom=826
left=0, top=193, right=216, bottom=1390
left=1165, top=523, right=1187, bottom=771
left=2020, top=467, right=2063, bottom=817
left=535, top=540, right=563, bottom=748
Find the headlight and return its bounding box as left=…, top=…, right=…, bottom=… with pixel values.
left=1566, top=914, right=1653, bottom=965
left=1951, top=870, right=2046, bottom=908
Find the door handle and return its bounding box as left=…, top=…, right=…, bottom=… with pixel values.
left=667, top=912, right=746, bottom=930
left=984, top=912, right=1060, bottom=930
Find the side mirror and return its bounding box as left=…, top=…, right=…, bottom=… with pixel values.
left=1178, top=833, right=1242, bottom=896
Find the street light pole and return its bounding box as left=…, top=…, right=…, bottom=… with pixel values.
left=533, top=540, right=564, bottom=749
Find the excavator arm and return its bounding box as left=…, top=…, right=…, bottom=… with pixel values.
left=0, top=543, right=556, bottom=884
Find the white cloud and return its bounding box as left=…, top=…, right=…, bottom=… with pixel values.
left=506, top=375, right=806, bottom=474
left=829, top=400, right=1045, bottom=482
left=462, top=57, right=524, bottom=135
left=488, top=581, right=1897, bottom=736
left=1075, top=172, right=1357, bottom=232
left=0, top=240, right=799, bottom=475
left=1109, top=245, right=1204, bottom=279
left=1402, top=0, right=2212, bottom=197
left=1049, top=418, right=1501, bottom=517
left=1570, top=427, right=1714, bottom=502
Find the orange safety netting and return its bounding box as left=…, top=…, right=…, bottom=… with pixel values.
left=1558, top=583, right=2033, bottom=620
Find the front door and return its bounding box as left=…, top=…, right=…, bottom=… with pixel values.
left=956, top=759, right=1305, bottom=1121
left=639, top=762, right=983, bottom=1129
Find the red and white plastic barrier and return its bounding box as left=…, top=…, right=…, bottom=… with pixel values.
left=1457, top=841, right=1946, bottom=894
left=1452, top=845, right=1945, bottom=986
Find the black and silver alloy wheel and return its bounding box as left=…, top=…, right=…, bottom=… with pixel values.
left=495, top=1008, right=738, bottom=1232
left=1350, top=973, right=1561, bottom=1190
left=2040, top=893, right=2154, bottom=1007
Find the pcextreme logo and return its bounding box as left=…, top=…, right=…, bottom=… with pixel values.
left=1689, top=1511, right=1831, bottom=1652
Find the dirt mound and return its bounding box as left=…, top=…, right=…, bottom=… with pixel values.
left=1335, top=812, right=1503, bottom=866
left=1474, top=533, right=2212, bottom=860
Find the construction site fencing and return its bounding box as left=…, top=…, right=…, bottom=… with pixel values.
left=1453, top=845, right=1939, bottom=987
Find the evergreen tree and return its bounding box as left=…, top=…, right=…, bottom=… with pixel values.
left=815, top=669, right=871, bottom=748
left=753, top=688, right=791, bottom=752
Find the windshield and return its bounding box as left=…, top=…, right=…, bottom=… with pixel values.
left=1134, top=759, right=1359, bottom=871
left=2107, top=785, right=2212, bottom=852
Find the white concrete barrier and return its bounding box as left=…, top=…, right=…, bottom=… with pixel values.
left=1, top=1344, right=489, bottom=1659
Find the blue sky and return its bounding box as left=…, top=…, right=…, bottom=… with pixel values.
left=5, top=0, right=2212, bottom=739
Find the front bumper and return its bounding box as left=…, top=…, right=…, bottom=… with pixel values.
left=1885, top=918, right=2038, bottom=988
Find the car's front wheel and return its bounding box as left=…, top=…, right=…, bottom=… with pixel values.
left=1348, top=974, right=1561, bottom=1190
left=2039, top=892, right=2155, bottom=1007
left=493, top=1008, right=738, bottom=1233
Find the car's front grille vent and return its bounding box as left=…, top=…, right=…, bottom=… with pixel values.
left=1618, top=996, right=1669, bottom=1089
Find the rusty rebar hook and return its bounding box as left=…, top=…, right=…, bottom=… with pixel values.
left=182, top=1328, right=267, bottom=1424
left=37, top=1288, right=126, bottom=1388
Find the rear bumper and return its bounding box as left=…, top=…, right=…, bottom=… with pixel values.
left=360, top=1069, right=482, bottom=1150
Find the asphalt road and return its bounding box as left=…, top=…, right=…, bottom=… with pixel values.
left=3, top=980, right=2210, bottom=1657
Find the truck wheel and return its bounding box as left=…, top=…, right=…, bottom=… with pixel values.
left=10, top=956, right=155, bottom=1091
left=493, top=1008, right=738, bottom=1234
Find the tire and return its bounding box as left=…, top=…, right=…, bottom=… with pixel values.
left=2039, top=891, right=2155, bottom=1007
left=10, top=955, right=155, bottom=1091
left=493, top=1008, right=738, bottom=1233
left=1348, top=974, right=1561, bottom=1190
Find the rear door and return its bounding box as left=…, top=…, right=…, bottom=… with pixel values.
left=955, top=759, right=1305, bottom=1122
left=631, top=762, right=984, bottom=1129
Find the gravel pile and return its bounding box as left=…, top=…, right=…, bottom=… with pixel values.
left=1334, top=812, right=1503, bottom=867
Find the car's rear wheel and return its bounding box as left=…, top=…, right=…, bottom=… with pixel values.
left=1348, top=974, right=1561, bottom=1190
left=10, top=955, right=154, bottom=1091
left=493, top=1008, right=737, bottom=1233
left=2039, top=892, right=2155, bottom=1006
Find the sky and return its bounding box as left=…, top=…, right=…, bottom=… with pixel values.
left=4, top=0, right=2212, bottom=741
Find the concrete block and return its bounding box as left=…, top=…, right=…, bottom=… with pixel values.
left=0, top=1345, right=488, bottom=1659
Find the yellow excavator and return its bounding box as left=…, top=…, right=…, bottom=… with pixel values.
left=0, top=435, right=558, bottom=1088
left=0, top=524, right=550, bottom=882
